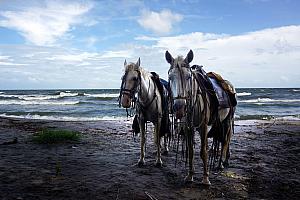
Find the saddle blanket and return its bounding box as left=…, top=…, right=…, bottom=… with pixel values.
left=207, top=72, right=235, bottom=94
left=209, top=77, right=231, bottom=108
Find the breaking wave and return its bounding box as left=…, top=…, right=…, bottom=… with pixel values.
left=0, top=113, right=127, bottom=121
left=0, top=91, right=119, bottom=100
left=0, top=100, right=79, bottom=105
left=237, top=92, right=252, bottom=97
left=84, top=93, right=119, bottom=98
left=238, top=98, right=300, bottom=103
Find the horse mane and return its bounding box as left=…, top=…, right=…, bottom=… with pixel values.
left=173, top=56, right=186, bottom=68
left=125, top=63, right=139, bottom=72
left=175, top=55, right=184, bottom=61
left=125, top=62, right=151, bottom=80
left=139, top=67, right=151, bottom=79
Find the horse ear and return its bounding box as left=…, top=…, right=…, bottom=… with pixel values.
left=185, top=49, right=193, bottom=63
left=124, top=59, right=127, bottom=66
left=165, top=51, right=174, bottom=64
left=136, top=57, right=140, bottom=67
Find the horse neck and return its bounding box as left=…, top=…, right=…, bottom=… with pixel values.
left=192, top=73, right=211, bottom=124
left=191, top=74, right=205, bottom=107
left=138, top=70, right=154, bottom=105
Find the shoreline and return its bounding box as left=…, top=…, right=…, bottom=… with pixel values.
left=1, top=115, right=300, bottom=122
left=1, top=116, right=299, bottom=199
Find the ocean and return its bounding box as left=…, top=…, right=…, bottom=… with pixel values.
left=0, top=88, right=299, bottom=121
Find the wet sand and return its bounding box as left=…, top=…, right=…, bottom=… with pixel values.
left=0, top=117, right=299, bottom=200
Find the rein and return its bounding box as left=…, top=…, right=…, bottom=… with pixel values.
left=169, top=64, right=195, bottom=166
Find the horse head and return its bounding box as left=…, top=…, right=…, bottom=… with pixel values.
left=165, top=50, right=194, bottom=119
left=120, top=58, right=141, bottom=108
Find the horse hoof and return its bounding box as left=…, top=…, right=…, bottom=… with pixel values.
left=155, top=161, right=163, bottom=168
left=217, top=163, right=225, bottom=171
left=223, top=161, right=229, bottom=168
left=137, top=160, right=145, bottom=167
left=184, top=175, right=194, bottom=183
left=201, top=179, right=211, bottom=186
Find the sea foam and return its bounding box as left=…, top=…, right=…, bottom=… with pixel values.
left=237, top=92, right=251, bottom=96
left=84, top=93, right=119, bottom=98
left=0, top=100, right=79, bottom=105
left=0, top=113, right=128, bottom=121
left=238, top=98, right=300, bottom=103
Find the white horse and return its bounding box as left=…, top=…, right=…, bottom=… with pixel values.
left=120, top=58, right=167, bottom=167
left=165, top=50, right=236, bottom=185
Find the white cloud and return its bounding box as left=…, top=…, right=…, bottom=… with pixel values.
left=47, top=52, right=99, bottom=62
left=101, top=50, right=133, bottom=58
left=0, top=1, right=93, bottom=46
left=0, top=61, right=28, bottom=66
left=135, top=35, right=159, bottom=41
left=137, top=9, right=183, bottom=35
left=0, top=54, right=28, bottom=66
left=149, top=25, right=300, bottom=87
left=0, top=45, right=128, bottom=89
left=108, top=25, right=300, bottom=88
left=1, top=25, right=300, bottom=89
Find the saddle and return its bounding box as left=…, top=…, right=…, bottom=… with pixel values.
left=192, top=65, right=237, bottom=109
left=208, top=77, right=231, bottom=108
left=192, top=66, right=237, bottom=142
left=207, top=72, right=237, bottom=107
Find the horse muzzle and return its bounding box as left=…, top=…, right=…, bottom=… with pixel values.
left=173, top=100, right=186, bottom=119
left=121, top=94, right=132, bottom=108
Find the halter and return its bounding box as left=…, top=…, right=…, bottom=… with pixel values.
left=120, top=70, right=140, bottom=96
left=119, top=70, right=141, bottom=105
left=119, top=68, right=158, bottom=118
left=168, top=62, right=193, bottom=101
left=118, top=70, right=141, bottom=118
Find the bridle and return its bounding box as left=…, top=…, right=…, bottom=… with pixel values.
left=168, top=62, right=193, bottom=101
left=119, top=70, right=140, bottom=99
left=118, top=70, right=141, bottom=119
left=119, top=67, right=159, bottom=118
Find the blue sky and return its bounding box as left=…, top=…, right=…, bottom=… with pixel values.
left=0, top=0, right=299, bottom=89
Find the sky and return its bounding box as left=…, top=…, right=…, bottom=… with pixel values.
left=0, top=0, right=299, bottom=89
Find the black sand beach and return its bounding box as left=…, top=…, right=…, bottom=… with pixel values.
left=0, top=117, right=299, bottom=200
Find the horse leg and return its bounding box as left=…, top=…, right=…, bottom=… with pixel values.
left=155, top=122, right=163, bottom=167
left=138, top=119, right=146, bottom=167
left=224, top=146, right=230, bottom=167
left=200, top=124, right=211, bottom=185
left=223, top=119, right=233, bottom=168
left=184, top=127, right=195, bottom=183
left=163, top=135, right=169, bottom=155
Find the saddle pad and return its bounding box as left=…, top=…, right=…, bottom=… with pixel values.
left=207, top=72, right=235, bottom=94
left=209, top=77, right=231, bottom=108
